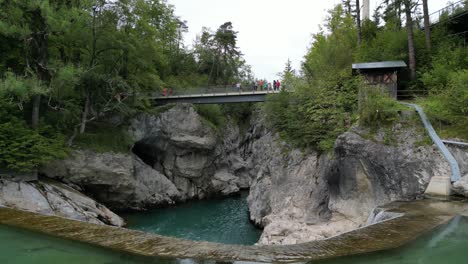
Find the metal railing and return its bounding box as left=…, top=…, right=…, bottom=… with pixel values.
left=423, top=0, right=467, bottom=27
left=401, top=102, right=461, bottom=182
left=397, top=90, right=429, bottom=100
left=150, top=85, right=282, bottom=98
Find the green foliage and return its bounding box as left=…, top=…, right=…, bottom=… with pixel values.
left=421, top=70, right=468, bottom=140
left=359, top=86, right=407, bottom=128
left=194, top=104, right=226, bottom=131
left=0, top=118, right=67, bottom=172
left=0, top=0, right=253, bottom=172
left=74, top=124, right=134, bottom=153
left=420, top=42, right=468, bottom=93
left=303, top=5, right=357, bottom=85
left=265, top=77, right=358, bottom=152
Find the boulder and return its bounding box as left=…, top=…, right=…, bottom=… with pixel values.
left=43, top=150, right=181, bottom=210
left=0, top=178, right=124, bottom=226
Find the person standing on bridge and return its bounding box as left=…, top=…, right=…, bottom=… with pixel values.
left=253, top=81, right=258, bottom=92
left=236, top=82, right=241, bottom=92
left=273, top=80, right=277, bottom=91
left=267, top=82, right=272, bottom=92
left=263, top=81, right=268, bottom=91
left=277, top=80, right=281, bottom=91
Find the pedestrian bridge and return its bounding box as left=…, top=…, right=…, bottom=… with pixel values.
left=151, top=86, right=282, bottom=105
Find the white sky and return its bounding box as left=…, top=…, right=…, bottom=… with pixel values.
left=168, top=0, right=451, bottom=81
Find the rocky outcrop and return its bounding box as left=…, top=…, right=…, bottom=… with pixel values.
left=43, top=150, right=181, bottom=210
left=243, top=113, right=336, bottom=245
left=43, top=104, right=244, bottom=210
left=0, top=178, right=124, bottom=226
left=330, top=125, right=449, bottom=220
left=128, top=104, right=243, bottom=201
left=243, top=111, right=452, bottom=245
left=448, top=144, right=468, bottom=196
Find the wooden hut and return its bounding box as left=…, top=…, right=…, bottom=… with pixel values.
left=352, top=61, right=407, bottom=99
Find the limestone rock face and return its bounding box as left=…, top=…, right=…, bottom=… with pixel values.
left=43, top=150, right=181, bottom=210
left=243, top=111, right=452, bottom=245
left=128, top=104, right=242, bottom=200
left=449, top=145, right=468, bottom=196
left=330, top=126, right=449, bottom=220
left=242, top=113, right=332, bottom=244
left=0, top=179, right=124, bottom=226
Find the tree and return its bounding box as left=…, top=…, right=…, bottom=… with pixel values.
left=404, top=0, right=417, bottom=80
left=0, top=1, right=53, bottom=130
left=194, top=22, right=245, bottom=85
left=422, top=0, right=431, bottom=51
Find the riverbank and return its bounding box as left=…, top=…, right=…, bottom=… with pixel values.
left=0, top=199, right=466, bottom=262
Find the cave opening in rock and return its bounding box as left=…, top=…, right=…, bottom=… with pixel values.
left=132, top=141, right=158, bottom=168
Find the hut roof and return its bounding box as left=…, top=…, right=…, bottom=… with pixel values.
left=352, top=61, right=407, bottom=70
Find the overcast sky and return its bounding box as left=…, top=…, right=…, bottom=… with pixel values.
left=168, top=0, right=451, bottom=81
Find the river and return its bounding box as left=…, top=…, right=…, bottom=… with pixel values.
left=121, top=191, right=262, bottom=245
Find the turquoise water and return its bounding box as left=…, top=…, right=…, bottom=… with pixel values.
left=0, top=225, right=172, bottom=264
left=316, top=215, right=468, bottom=264
left=122, top=192, right=262, bottom=245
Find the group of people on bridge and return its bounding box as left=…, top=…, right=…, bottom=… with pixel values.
left=252, top=79, right=281, bottom=92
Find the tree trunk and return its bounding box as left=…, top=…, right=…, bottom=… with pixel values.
left=422, top=0, right=431, bottom=51
left=31, top=95, right=41, bottom=130
left=79, top=94, right=90, bottom=134
left=404, top=0, right=416, bottom=80
left=30, top=8, right=50, bottom=130
left=356, top=0, right=362, bottom=46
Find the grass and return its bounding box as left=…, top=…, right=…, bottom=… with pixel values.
left=416, top=98, right=468, bottom=141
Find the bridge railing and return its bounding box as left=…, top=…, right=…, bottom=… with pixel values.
left=423, top=0, right=467, bottom=27
left=150, top=85, right=280, bottom=98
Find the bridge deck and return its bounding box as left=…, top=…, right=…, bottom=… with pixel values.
left=152, top=90, right=281, bottom=104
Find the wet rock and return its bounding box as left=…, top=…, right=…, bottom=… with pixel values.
left=0, top=178, right=124, bottom=226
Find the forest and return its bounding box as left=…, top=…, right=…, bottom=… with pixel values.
left=0, top=0, right=252, bottom=171
left=266, top=0, right=468, bottom=151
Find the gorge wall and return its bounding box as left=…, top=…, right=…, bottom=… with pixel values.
left=5, top=103, right=464, bottom=246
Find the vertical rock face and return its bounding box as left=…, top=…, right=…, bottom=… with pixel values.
left=330, top=126, right=449, bottom=220
left=129, top=104, right=242, bottom=201
left=0, top=179, right=124, bottom=227
left=242, top=113, right=334, bottom=245
left=449, top=145, right=468, bottom=196
left=243, top=111, right=453, bottom=245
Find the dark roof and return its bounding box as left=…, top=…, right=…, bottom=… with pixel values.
left=352, top=61, right=407, bottom=70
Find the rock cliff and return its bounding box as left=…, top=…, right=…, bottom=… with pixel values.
left=43, top=104, right=243, bottom=210
left=128, top=104, right=242, bottom=201
left=243, top=111, right=452, bottom=245
left=0, top=178, right=124, bottom=226
left=43, top=150, right=181, bottom=210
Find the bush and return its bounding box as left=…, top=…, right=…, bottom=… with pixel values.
left=422, top=70, right=468, bottom=140
left=359, top=86, right=406, bottom=128
left=194, top=104, right=226, bottom=131
left=264, top=77, right=358, bottom=152
left=0, top=120, right=68, bottom=172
